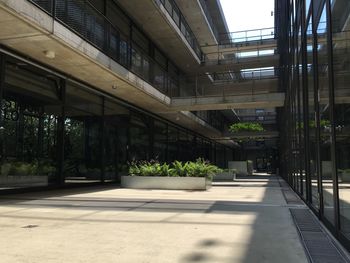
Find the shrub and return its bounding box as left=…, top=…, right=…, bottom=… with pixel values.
left=128, top=158, right=222, bottom=179
left=2, top=161, right=55, bottom=176
left=9, top=162, right=36, bottom=176
left=171, top=160, right=188, bottom=177
left=0, top=163, right=11, bottom=177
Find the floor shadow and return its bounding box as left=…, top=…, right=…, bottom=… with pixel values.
left=0, top=174, right=309, bottom=263
left=180, top=174, right=309, bottom=263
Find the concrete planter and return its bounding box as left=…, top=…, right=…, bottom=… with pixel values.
left=339, top=172, right=350, bottom=183
left=213, top=172, right=236, bottom=181
left=0, top=175, right=48, bottom=187
left=121, top=176, right=211, bottom=190
left=228, top=161, right=253, bottom=175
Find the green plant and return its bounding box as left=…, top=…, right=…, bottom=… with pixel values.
left=128, top=159, right=222, bottom=179
left=171, top=160, right=188, bottom=177
left=129, top=161, right=141, bottom=176
left=229, top=122, right=264, bottom=133
left=160, top=163, right=174, bottom=177
left=297, top=120, right=331, bottom=130
left=37, top=164, right=55, bottom=176
left=0, top=162, right=11, bottom=177
left=10, top=162, right=36, bottom=176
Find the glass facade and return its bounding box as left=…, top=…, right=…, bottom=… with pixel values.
left=0, top=51, right=232, bottom=191
left=280, top=0, right=350, bottom=249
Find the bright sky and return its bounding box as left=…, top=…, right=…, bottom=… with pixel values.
left=220, top=0, right=275, bottom=32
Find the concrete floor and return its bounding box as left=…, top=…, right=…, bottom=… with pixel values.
left=0, top=175, right=310, bottom=263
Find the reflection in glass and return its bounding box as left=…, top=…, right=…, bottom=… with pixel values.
left=64, top=83, right=103, bottom=184
left=1, top=62, right=60, bottom=189
left=154, top=120, right=168, bottom=162
left=333, top=0, right=350, bottom=237
left=307, top=15, right=320, bottom=209
left=317, top=5, right=334, bottom=223
left=129, top=114, right=150, bottom=161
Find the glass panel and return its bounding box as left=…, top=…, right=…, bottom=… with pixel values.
left=129, top=114, right=150, bottom=161
left=104, top=99, right=130, bottom=182
left=307, top=14, right=320, bottom=209
left=306, top=0, right=311, bottom=16
left=317, top=4, right=334, bottom=223
left=167, top=126, right=178, bottom=163
left=65, top=82, right=103, bottom=184
left=333, top=0, right=350, bottom=237
left=154, top=120, right=167, bottom=162
left=2, top=62, right=60, bottom=189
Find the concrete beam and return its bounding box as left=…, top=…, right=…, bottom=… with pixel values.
left=202, top=38, right=277, bottom=54
left=219, top=131, right=280, bottom=139
left=196, top=78, right=279, bottom=97
left=169, top=92, right=285, bottom=111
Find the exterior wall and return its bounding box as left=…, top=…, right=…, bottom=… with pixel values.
left=0, top=49, right=232, bottom=192
left=280, top=0, right=350, bottom=250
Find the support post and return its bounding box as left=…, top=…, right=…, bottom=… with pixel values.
left=56, top=79, right=66, bottom=185
left=0, top=53, right=5, bottom=161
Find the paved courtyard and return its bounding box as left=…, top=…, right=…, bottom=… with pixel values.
left=0, top=175, right=313, bottom=262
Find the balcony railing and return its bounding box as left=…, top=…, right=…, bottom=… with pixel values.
left=157, top=0, right=203, bottom=60
left=27, top=0, right=181, bottom=97
left=220, top=27, right=276, bottom=45
left=198, top=0, right=220, bottom=41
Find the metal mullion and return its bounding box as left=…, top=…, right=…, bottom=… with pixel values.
left=296, top=52, right=304, bottom=196
left=57, top=79, right=66, bottom=185
left=165, top=124, right=169, bottom=162
left=101, top=97, right=105, bottom=183
left=0, top=53, right=5, bottom=161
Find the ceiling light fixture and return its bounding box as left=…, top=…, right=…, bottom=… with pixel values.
left=44, top=50, right=55, bottom=59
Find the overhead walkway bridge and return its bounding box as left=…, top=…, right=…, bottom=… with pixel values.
left=167, top=27, right=283, bottom=111
left=200, top=27, right=278, bottom=71
left=168, top=66, right=284, bottom=111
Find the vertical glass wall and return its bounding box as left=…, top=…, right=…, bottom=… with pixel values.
left=0, top=51, right=232, bottom=191
left=307, top=11, right=320, bottom=209
left=64, top=82, right=103, bottom=184
left=281, top=0, right=350, bottom=250
left=317, top=3, right=335, bottom=223
left=2, top=60, right=61, bottom=189
left=332, top=0, right=350, bottom=240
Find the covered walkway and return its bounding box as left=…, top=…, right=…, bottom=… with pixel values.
left=1, top=175, right=347, bottom=262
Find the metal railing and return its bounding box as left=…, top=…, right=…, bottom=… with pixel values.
left=220, top=27, right=276, bottom=45
left=210, top=67, right=279, bottom=83
left=173, top=68, right=279, bottom=98
left=28, top=0, right=181, bottom=97
left=203, top=45, right=278, bottom=66
left=157, top=0, right=203, bottom=60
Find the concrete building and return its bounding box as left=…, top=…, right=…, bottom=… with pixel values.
left=0, top=0, right=350, bottom=253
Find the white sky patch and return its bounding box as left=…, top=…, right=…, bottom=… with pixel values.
left=220, top=0, right=275, bottom=32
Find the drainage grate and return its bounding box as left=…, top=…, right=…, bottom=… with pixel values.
left=290, top=209, right=349, bottom=263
